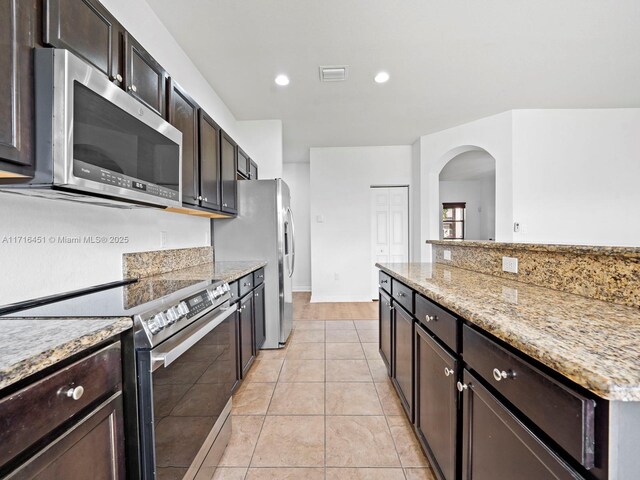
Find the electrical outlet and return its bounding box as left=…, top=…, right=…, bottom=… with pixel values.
left=443, top=250, right=452, bottom=261
left=502, top=256, right=518, bottom=274
left=502, top=286, right=518, bottom=304
left=160, top=231, right=167, bottom=248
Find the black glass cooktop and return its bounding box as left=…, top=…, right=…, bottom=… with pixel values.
left=0, top=275, right=221, bottom=319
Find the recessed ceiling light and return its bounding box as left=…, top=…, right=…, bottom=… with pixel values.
left=275, top=74, right=290, bottom=86
left=374, top=71, right=390, bottom=84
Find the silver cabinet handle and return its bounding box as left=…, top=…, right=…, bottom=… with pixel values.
left=425, top=314, right=436, bottom=322
left=128, top=84, right=137, bottom=92
left=223, top=203, right=228, bottom=207
left=444, top=367, right=454, bottom=377
left=197, top=195, right=203, bottom=201
left=62, top=386, right=84, bottom=401
left=493, top=368, right=516, bottom=381
left=255, top=293, right=259, bottom=297
left=396, top=292, right=406, bottom=298
left=243, top=282, right=251, bottom=287
left=380, top=279, right=388, bottom=284
left=204, top=197, right=208, bottom=202
left=258, top=274, right=264, bottom=278
left=111, top=74, right=123, bottom=83
left=456, top=381, right=468, bottom=392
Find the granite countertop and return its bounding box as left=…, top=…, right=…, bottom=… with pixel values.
left=377, top=262, right=640, bottom=401
left=0, top=261, right=266, bottom=392
left=426, top=240, right=640, bottom=257
left=0, top=318, right=132, bottom=391
left=124, top=260, right=267, bottom=307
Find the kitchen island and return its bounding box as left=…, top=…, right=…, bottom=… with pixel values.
left=377, top=262, right=640, bottom=480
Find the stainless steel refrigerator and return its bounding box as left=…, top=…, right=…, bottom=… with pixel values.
left=213, top=179, right=295, bottom=349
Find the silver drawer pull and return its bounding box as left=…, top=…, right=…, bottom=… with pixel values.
left=425, top=314, right=437, bottom=322
left=258, top=274, right=264, bottom=278
left=62, top=386, right=84, bottom=401
left=380, top=279, right=388, bottom=284
left=243, top=282, right=251, bottom=287
left=444, top=367, right=454, bottom=377
left=493, top=368, right=516, bottom=381
left=456, top=381, right=468, bottom=392
left=396, top=292, right=406, bottom=297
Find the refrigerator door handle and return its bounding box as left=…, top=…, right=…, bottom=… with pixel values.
left=287, top=206, right=296, bottom=277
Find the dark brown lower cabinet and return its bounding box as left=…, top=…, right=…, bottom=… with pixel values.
left=379, top=289, right=393, bottom=374
left=239, top=293, right=255, bottom=378
left=254, top=283, right=266, bottom=351
left=5, top=395, right=125, bottom=479
left=460, top=369, right=582, bottom=480
left=392, top=303, right=413, bottom=421
left=415, top=323, right=458, bottom=480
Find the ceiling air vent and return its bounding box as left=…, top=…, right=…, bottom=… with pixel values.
left=319, top=65, right=348, bottom=82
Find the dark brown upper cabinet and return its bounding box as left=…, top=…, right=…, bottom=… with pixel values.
left=198, top=109, right=222, bottom=211
left=0, top=0, right=42, bottom=178
left=220, top=131, right=238, bottom=215
left=249, top=159, right=258, bottom=180
left=237, top=147, right=250, bottom=179
left=123, top=32, right=168, bottom=118
left=167, top=79, right=199, bottom=206
left=44, top=0, right=124, bottom=85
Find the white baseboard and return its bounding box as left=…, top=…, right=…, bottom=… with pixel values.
left=310, top=294, right=375, bottom=303
left=293, top=286, right=312, bottom=292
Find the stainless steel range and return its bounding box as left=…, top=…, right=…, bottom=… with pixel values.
left=134, top=281, right=236, bottom=480
left=1, top=277, right=236, bottom=480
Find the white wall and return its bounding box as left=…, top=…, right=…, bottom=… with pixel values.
left=419, top=111, right=514, bottom=260
left=419, top=109, right=640, bottom=255
left=310, top=146, right=413, bottom=302
left=236, top=120, right=283, bottom=179
left=511, top=109, right=640, bottom=246
left=0, top=193, right=209, bottom=304
left=282, top=163, right=311, bottom=291
left=411, top=139, right=422, bottom=262
left=439, top=177, right=495, bottom=240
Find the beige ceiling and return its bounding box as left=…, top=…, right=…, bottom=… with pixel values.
left=148, top=0, right=640, bottom=163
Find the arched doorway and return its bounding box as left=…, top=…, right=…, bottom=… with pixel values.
left=438, top=149, right=496, bottom=241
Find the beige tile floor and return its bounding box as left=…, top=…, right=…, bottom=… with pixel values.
left=198, top=295, right=436, bottom=480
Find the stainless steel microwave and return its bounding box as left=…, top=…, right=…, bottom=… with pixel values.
left=3, top=48, right=182, bottom=208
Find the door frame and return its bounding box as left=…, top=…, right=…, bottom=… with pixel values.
left=370, top=185, right=410, bottom=299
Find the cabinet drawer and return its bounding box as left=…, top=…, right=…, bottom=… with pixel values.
left=391, top=279, right=413, bottom=314
left=253, top=268, right=265, bottom=287
left=0, top=342, right=122, bottom=466
left=228, top=281, right=239, bottom=303
left=239, top=273, right=254, bottom=298
left=379, top=271, right=391, bottom=294
left=462, top=325, right=595, bottom=468
left=415, top=294, right=458, bottom=353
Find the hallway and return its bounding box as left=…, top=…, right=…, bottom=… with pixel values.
left=196, top=294, right=436, bottom=479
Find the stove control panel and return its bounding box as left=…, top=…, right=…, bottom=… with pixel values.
left=141, top=282, right=231, bottom=337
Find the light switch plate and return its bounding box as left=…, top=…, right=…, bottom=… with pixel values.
left=443, top=250, right=452, bottom=261
left=502, top=256, right=518, bottom=274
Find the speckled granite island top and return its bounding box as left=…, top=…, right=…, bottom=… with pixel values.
left=377, top=262, right=640, bottom=401
left=0, top=318, right=131, bottom=391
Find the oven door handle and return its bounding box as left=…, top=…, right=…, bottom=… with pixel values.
left=150, top=303, right=237, bottom=372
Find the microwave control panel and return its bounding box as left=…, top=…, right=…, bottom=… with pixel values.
left=73, top=160, right=178, bottom=201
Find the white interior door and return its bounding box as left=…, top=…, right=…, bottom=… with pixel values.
left=371, top=187, right=409, bottom=299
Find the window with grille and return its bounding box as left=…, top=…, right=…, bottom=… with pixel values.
left=442, top=202, right=466, bottom=239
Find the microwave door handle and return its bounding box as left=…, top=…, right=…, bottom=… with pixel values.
left=287, top=206, right=296, bottom=277
left=150, top=303, right=237, bottom=371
